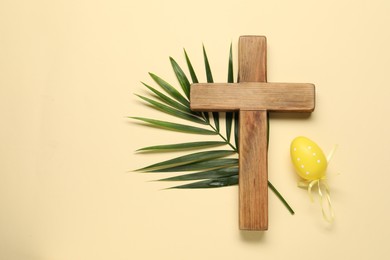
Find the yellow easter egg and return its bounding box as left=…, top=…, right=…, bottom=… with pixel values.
left=290, top=136, right=327, bottom=180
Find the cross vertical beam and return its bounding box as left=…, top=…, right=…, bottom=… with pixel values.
left=238, top=36, right=268, bottom=230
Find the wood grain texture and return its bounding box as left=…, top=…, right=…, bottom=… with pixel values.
left=239, top=110, right=268, bottom=230
left=190, top=83, right=315, bottom=112
left=238, top=36, right=267, bottom=82
left=238, top=36, right=268, bottom=230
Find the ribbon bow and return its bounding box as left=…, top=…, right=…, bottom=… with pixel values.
left=299, top=144, right=337, bottom=223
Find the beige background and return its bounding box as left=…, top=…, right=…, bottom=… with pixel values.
left=1, top=0, right=390, bottom=259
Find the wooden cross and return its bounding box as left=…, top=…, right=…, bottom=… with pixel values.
left=190, top=36, right=315, bottom=230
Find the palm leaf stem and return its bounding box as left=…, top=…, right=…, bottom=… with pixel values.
left=268, top=181, right=295, bottom=215
left=133, top=44, right=294, bottom=215
left=202, top=113, right=237, bottom=152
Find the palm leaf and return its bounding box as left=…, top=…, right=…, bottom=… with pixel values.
left=170, top=57, right=191, bottom=99
left=137, top=141, right=226, bottom=152
left=184, top=49, right=209, bottom=123
left=203, top=45, right=219, bottom=131
left=136, top=150, right=236, bottom=172
left=234, top=112, right=239, bottom=148
left=267, top=112, right=270, bottom=148
left=158, top=167, right=238, bottom=181
left=149, top=73, right=190, bottom=107
left=169, top=175, right=239, bottom=189
left=130, top=117, right=216, bottom=135
left=203, top=45, right=214, bottom=83
left=226, top=43, right=234, bottom=143
left=135, top=94, right=206, bottom=125
left=151, top=158, right=238, bottom=172
left=184, top=49, right=199, bottom=83
left=268, top=181, right=295, bottom=214
left=141, top=82, right=193, bottom=114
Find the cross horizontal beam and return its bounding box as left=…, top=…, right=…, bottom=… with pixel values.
left=190, top=83, right=315, bottom=112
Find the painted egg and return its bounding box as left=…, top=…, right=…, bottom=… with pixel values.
left=290, top=136, right=327, bottom=180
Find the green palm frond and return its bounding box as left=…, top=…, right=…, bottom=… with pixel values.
left=170, top=57, right=191, bottom=99
left=184, top=49, right=199, bottom=84
left=131, top=45, right=294, bottom=215
left=226, top=43, right=234, bottom=142
left=202, top=45, right=219, bottom=132
left=130, top=117, right=216, bottom=135
left=141, top=82, right=193, bottom=114
left=149, top=73, right=189, bottom=107
left=168, top=175, right=239, bottom=189
left=136, top=150, right=235, bottom=172
left=159, top=167, right=238, bottom=181
left=134, top=94, right=206, bottom=125
left=136, top=141, right=227, bottom=152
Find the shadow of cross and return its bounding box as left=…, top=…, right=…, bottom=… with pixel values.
left=190, top=36, right=315, bottom=231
